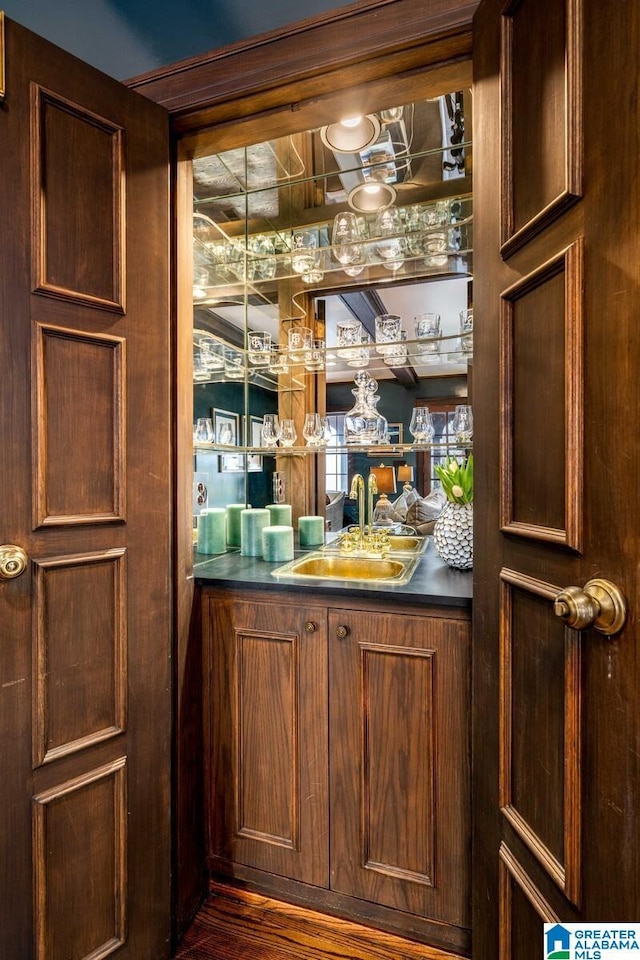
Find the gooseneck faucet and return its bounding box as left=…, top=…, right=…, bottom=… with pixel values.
left=348, top=472, right=379, bottom=548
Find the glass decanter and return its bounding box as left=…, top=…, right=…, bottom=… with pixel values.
left=344, top=371, right=388, bottom=445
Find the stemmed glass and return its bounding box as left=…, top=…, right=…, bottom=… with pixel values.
left=332, top=212, right=364, bottom=277
left=409, top=407, right=435, bottom=444
left=303, top=413, right=324, bottom=447
left=373, top=205, right=404, bottom=270
left=195, top=417, right=214, bottom=443
left=279, top=418, right=297, bottom=447
left=452, top=404, right=473, bottom=443
left=261, top=414, right=282, bottom=448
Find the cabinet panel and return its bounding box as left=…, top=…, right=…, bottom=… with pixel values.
left=328, top=608, right=470, bottom=927
left=205, top=595, right=329, bottom=886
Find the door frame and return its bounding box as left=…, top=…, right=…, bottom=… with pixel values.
left=128, top=0, right=478, bottom=937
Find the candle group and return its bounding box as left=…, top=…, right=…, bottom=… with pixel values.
left=197, top=508, right=227, bottom=554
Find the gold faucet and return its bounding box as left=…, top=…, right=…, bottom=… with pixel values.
left=345, top=472, right=388, bottom=556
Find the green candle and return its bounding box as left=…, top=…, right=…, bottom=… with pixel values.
left=262, top=525, right=294, bottom=562
left=298, top=515, right=325, bottom=547
left=266, top=503, right=292, bottom=526
left=241, top=508, right=270, bottom=556
left=198, top=508, right=227, bottom=554
left=226, top=503, right=250, bottom=547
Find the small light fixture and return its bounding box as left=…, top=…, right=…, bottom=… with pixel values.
left=320, top=114, right=381, bottom=154
left=347, top=181, right=396, bottom=213
left=370, top=463, right=397, bottom=526
left=397, top=464, right=414, bottom=493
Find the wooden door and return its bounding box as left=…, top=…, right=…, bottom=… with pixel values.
left=0, top=17, right=171, bottom=960
left=204, top=591, right=329, bottom=887
left=328, top=605, right=471, bottom=956
left=473, top=0, right=640, bottom=956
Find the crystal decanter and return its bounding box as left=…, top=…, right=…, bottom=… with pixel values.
left=344, top=371, right=388, bottom=445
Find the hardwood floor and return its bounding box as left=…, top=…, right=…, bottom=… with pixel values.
left=174, top=882, right=462, bottom=960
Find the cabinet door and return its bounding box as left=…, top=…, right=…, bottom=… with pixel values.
left=328, top=608, right=470, bottom=929
left=205, top=595, right=329, bottom=886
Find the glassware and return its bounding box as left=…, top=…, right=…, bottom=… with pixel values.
left=409, top=407, right=435, bottom=444
left=304, top=338, right=325, bottom=371
left=268, top=346, right=290, bottom=375
left=373, top=205, right=404, bottom=268
left=332, top=212, right=365, bottom=275
left=247, top=234, right=277, bottom=281
left=336, top=319, right=363, bottom=359
left=261, top=414, right=282, bottom=447
left=452, top=404, right=473, bottom=443
left=383, top=330, right=408, bottom=366
left=423, top=230, right=448, bottom=267
left=198, top=335, right=225, bottom=371
left=344, top=371, right=388, bottom=445
left=287, top=326, right=313, bottom=363
left=279, top=418, right=297, bottom=447
left=302, top=413, right=322, bottom=447
left=346, top=333, right=371, bottom=369
left=291, top=230, right=319, bottom=275
left=195, top=417, right=214, bottom=443
left=460, top=308, right=473, bottom=355
left=415, top=313, right=441, bottom=359
left=374, top=313, right=402, bottom=356
left=248, top=331, right=272, bottom=366
left=224, top=347, right=244, bottom=379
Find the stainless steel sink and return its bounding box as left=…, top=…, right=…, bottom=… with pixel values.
left=271, top=552, right=419, bottom=585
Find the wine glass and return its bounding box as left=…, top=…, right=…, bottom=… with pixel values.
left=373, top=205, right=404, bottom=268
left=279, top=418, right=297, bottom=447
left=303, top=413, right=322, bottom=447
left=195, top=417, right=214, bottom=443
left=452, top=404, right=473, bottom=443
left=261, top=414, right=282, bottom=447
left=409, top=407, right=435, bottom=444
left=332, top=212, right=364, bottom=275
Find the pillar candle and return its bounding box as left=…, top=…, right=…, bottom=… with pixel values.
left=240, top=508, right=270, bottom=557
left=266, top=503, right=292, bottom=526
left=197, top=508, right=227, bottom=554
left=261, top=525, right=295, bottom=562
left=226, top=503, right=250, bottom=547
left=298, top=515, right=325, bottom=547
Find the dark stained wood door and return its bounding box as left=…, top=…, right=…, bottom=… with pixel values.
left=328, top=606, right=471, bottom=955
left=0, top=17, right=171, bottom=960
left=204, top=591, right=329, bottom=887
left=472, top=0, right=640, bottom=956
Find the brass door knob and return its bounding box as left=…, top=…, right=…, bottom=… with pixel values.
left=553, top=578, right=626, bottom=637
left=336, top=625, right=350, bottom=639
left=304, top=621, right=317, bottom=634
left=0, top=544, right=28, bottom=580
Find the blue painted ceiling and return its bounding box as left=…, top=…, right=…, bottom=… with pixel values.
left=5, top=0, right=357, bottom=79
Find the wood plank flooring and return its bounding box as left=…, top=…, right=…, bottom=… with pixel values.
left=174, top=882, right=462, bottom=960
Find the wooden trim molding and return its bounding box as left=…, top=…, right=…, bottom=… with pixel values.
left=32, top=548, right=128, bottom=767
left=33, top=758, right=128, bottom=960
left=499, top=842, right=560, bottom=960
left=499, top=239, right=584, bottom=550
left=499, top=569, right=582, bottom=906
left=30, top=84, right=126, bottom=313
left=127, top=0, right=476, bottom=133
left=499, top=0, right=583, bottom=256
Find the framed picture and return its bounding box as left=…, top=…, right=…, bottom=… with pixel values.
left=247, top=416, right=263, bottom=471
left=212, top=408, right=239, bottom=446
left=220, top=453, right=245, bottom=473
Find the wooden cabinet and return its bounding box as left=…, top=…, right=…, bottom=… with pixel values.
left=203, top=587, right=471, bottom=953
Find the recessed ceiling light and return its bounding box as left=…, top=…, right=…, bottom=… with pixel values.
left=320, top=114, right=381, bottom=154
left=347, top=181, right=397, bottom=213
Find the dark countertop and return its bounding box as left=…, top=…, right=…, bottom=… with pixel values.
left=194, top=537, right=472, bottom=609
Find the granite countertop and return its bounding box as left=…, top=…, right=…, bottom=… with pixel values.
left=194, top=537, right=472, bottom=608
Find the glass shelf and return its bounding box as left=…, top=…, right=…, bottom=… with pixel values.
left=194, top=441, right=473, bottom=456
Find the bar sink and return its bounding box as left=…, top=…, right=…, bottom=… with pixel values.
left=271, top=552, right=419, bottom=585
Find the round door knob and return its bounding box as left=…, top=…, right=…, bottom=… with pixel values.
left=553, top=578, right=626, bottom=637
left=336, top=625, right=350, bottom=639
left=0, top=544, right=28, bottom=580
left=304, top=621, right=316, bottom=634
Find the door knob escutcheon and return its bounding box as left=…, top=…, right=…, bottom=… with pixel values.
left=0, top=544, right=28, bottom=580
left=553, top=578, right=626, bottom=637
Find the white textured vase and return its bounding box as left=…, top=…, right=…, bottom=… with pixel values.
left=433, top=501, right=473, bottom=570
